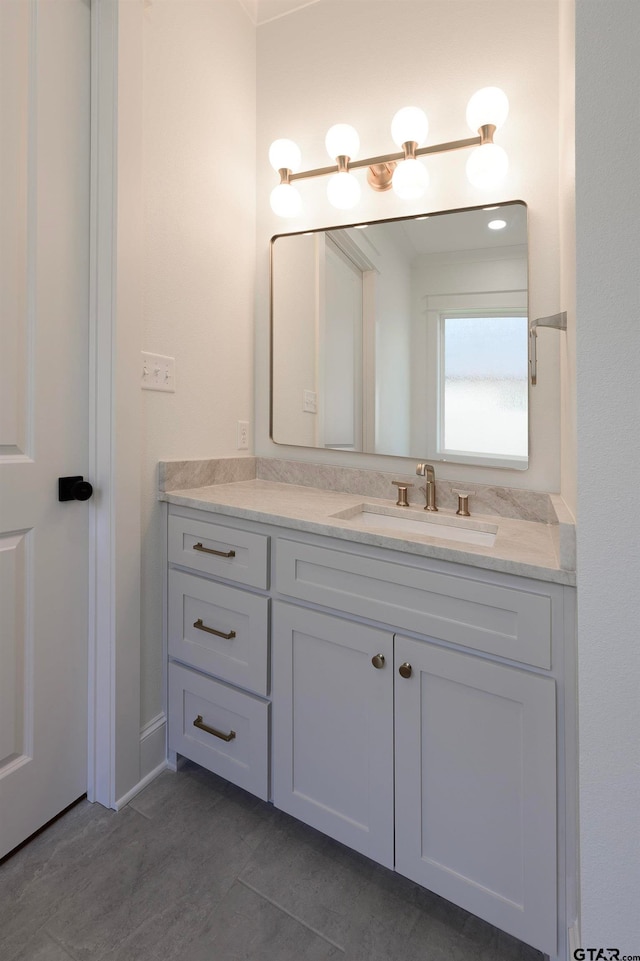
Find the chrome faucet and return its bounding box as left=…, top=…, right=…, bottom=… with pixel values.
left=416, top=463, right=438, bottom=512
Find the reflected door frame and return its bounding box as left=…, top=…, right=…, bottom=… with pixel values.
left=318, top=236, right=364, bottom=451
left=317, top=233, right=376, bottom=453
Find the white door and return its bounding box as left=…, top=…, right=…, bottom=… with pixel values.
left=0, top=0, right=91, bottom=858
left=394, top=636, right=557, bottom=956
left=272, top=602, right=394, bottom=869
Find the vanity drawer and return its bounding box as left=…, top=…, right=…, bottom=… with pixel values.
left=275, top=539, right=552, bottom=669
left=168, top=513, right=269, bottom=589
left=168, top=570, right=269, bottom=695
left=169, top=662, right=269, bottom=801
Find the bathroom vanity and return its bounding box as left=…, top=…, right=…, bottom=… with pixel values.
left=162, top=475, right=576, bottom=960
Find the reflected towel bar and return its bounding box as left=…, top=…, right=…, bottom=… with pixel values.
left=529, top=311, right=567, bottom=385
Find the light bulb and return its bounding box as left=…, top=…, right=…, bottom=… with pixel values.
left=268, top=139, right=302, bottom=173
left=391, top=106, right=429, bottom=147
left=326, top=171, right=361, bottom=210
left=466, top=87, right=509, bottom=133
left=392, top=158, right=429, bottom=200
left=325, top=124, right=360, bottom=161
left=466, top=143, right=509, bottom=189
left=270, top=182, right=302, bottom=218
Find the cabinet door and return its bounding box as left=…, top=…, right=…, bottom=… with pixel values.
left=272, top=602, right=394, bottom=868
left=394, top=636, right=557, bottom=957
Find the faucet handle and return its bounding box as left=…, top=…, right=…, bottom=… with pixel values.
left=452, top=489, right=475, bottom=517
left=392, top=480, right=413, bottom=507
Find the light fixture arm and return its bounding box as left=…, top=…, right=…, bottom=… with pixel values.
left=287, top=132, right=484, bottom=190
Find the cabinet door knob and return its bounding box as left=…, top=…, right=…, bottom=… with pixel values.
left=398, top=662, right=412, bottom=679
left=371, top=653, right=385, bottom=669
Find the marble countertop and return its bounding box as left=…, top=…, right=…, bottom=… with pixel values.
left=160, top=479, right=576, bottom=586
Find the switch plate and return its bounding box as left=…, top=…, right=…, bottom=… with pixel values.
left=303, top=389, right=317, bottom=413
left=141, top=352, right=175, bottom=392
left=237, top=420, right=249, bottom=450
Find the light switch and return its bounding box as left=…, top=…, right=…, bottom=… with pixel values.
left=141, top=352, right=175, bottom=392
left=303, top=389, right=317, bottom=413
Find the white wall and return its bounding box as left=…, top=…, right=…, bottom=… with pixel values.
left=575, top=0, right=640, bottom=948
left=256, top=0, right=565, bottom=493
left=140, top=0, right=256, bottom=734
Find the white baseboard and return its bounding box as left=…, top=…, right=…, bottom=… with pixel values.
left=140, top=712, right=166, bottom=780
left=115, top=760, right=167, bottom=810
left=114, top=713, right=167, bottom=811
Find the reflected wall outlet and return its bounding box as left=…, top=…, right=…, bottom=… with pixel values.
left=141, top=352, right=175, bottom=392
left=303, top=389, right=317, bottom=413
left=237, top=420, right=249, bottom=450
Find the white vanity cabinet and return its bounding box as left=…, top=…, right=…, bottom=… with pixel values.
left=271, top=536, right=560, bottom=955
left=272, top=608, right=557, bottom=953
left=165, top=503, right=573, bottom=960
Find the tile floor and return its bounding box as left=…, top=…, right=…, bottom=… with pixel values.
left=0, top=761, right=545, bottom=961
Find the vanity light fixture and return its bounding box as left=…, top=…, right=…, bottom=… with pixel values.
left=269, top=87, right=509, bottom=217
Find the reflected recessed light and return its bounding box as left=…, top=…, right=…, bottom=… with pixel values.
left=415, top=215, right=429, bottom=220
left=488, top=219, right=507, bottom=230
left=354, top=224, right=368, bottom=229
left=484, top=205, right=499, bottom=211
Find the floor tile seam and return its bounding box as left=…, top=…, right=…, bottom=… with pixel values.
left=44, top=928, right=83, bottom=961
left=236, top=878, right=346, bottom=954
left=127, top=786, right=235, bottom=822
left=126, top=801, right=154, bottom=820
left=1, top=889, right=82, bottom=953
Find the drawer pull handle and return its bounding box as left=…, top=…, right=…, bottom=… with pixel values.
left=193, top=618, right=236, bottom=640
left=193, top=541, right=236, bottom=559
left=399, top=662, right=413, bottom=679
left=193, top=714, right=236, bottom=742
left=371, top=654, right=385, bottom=669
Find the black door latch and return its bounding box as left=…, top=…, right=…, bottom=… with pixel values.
left=58, top=476, right=94, bottom=502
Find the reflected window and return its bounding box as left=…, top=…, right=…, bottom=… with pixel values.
left=440, top=314, right=528, bottom=464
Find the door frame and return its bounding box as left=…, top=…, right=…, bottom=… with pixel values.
left=88, top=0, right=143, bottom=808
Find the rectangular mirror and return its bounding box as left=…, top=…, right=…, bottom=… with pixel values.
left=271, top=201, right=528, bottom=469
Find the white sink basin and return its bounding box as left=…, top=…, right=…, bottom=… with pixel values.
left=331, top=504, right=497, bottom=547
